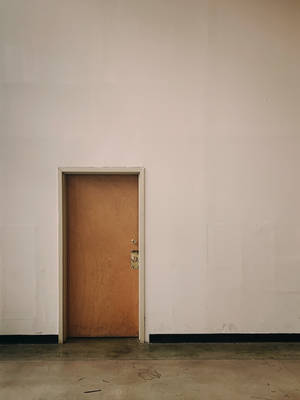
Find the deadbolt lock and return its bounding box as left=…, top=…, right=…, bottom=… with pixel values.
left=130, top=250, right=139, bottom=270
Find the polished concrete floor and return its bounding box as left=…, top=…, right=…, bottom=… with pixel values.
left=2, top=339, right=300, bottom=399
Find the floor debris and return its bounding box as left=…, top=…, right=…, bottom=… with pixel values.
left=84, top=389, right=102, bottom=393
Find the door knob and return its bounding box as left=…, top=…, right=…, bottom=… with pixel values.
left=130, top=239, right=137, bottom=244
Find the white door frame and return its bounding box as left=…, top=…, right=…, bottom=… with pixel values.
left=58, top=167, right=145, bottom=344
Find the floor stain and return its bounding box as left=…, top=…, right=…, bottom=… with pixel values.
left=138, top=368, right=161, bottom=381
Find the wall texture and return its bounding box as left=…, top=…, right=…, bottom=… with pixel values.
left=0, top=0, right=299, bottom=339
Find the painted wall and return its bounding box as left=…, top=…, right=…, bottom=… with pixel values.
left=0, top=0, right=299, bottom=339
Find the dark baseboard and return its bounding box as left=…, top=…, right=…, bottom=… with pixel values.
left=2, top=333, right=300, bottom=344
left=149, top=333, right=300, bottom=343
left=0, top=335, right=59, bottom=344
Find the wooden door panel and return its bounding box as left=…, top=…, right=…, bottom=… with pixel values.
left=66, top=174, right=138, bottom=337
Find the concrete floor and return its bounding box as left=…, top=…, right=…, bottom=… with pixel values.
left=2, top=340, right=300, bottom=399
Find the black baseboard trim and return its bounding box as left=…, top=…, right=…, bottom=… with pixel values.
left=149, top=333, right=300, bottom=343
left=0, top=335, right=59, bottom=344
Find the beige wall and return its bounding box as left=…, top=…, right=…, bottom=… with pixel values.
left=0, top=0, right=299, bottom=339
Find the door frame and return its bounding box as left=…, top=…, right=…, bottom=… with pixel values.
left=58, top=167, right=145, bottom=344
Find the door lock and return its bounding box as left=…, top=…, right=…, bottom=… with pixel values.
left=130, top=250, right=139, bottom=270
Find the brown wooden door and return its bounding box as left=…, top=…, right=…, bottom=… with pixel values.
left=66, top=174, right=139, bottom=337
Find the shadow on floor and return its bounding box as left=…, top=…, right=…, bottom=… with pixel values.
left=2, top=338, right=300, bottom=361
